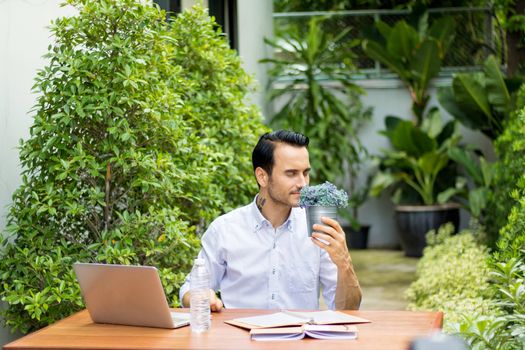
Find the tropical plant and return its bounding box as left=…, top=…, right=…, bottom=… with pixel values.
left=447, top=146, right=495, bottom=222
left=362, top=13, right=455, bottom=124
left=299, top=181, right=349, bottom=207
left=0, top=1, right=265, bottom=333
left=370, top=109, right=464, bottom=205
left=262, top=16, right=372, bottom=225
left=438, top=55, right=522, bottom=140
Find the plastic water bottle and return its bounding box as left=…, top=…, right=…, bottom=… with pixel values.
left=190, top=258, right=211, bottom=332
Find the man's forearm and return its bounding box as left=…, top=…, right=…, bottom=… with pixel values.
left=334, top=258, right=362, bottom=310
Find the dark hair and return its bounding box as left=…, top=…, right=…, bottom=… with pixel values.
left=252, top=130, right=309, bottom=175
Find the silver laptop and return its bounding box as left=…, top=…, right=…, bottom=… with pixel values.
left=73, top=262, right=190, bottom=329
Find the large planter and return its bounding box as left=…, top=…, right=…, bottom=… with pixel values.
left=343, top=225, right=370, bottom=250
left=395, top=203, right=460, bottom=257
left=305, top=206, right=338, bottom=237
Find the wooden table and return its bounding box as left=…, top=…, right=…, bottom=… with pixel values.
left=4, top=309, right=443, bottom=350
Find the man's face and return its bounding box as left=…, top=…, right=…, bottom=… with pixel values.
left=265, top=143, right=310, bottom=208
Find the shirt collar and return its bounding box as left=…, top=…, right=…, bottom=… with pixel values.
left=251, top=196, right=296, bottom=233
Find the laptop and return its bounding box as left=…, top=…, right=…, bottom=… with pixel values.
left=73, top=262, right=190, bottom=329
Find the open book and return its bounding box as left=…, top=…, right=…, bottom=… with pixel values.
left=250, top=324, right=358, bottom=341
left=225, top=310, right=370, bottom=329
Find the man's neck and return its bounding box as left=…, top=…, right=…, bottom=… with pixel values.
left=256, top=194, right=292, bottom=229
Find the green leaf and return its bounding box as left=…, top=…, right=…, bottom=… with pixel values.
left=448, top=147, right=483, bottom=185
left=362, top=40, right=407, bottom=80
left=388, top=21, right=419, bottom=62
left=484, top=55, right=510, bottom=116
left=410, top=39, right=441, bottom=93
left=390, top=120, right=436, bottom=157
left=452, top=73, right=492, bottom=121
left=437, top=86, right=479, bottom=130
left=370, top=172, right=401, bottom=197
left=469, top=187, right=489, bottom=217
left=428, top=16, right=455, bottom=57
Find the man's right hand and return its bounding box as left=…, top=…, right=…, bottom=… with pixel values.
left=209, top=290, right=223, bottom=312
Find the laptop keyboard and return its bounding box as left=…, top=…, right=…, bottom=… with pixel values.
left=171, top=312, right=190, bottom=322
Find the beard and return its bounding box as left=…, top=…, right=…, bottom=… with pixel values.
left=267, top=180, right=300, bottom=208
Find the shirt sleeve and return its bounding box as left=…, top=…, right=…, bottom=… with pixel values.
left=319, top=248, right=338, bottom=310
left=178, top=222, right=226, bottom=303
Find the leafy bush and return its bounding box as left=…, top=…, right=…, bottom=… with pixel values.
left=456, top=258, right=525, bottom=350
left=458, top=175, right=525, bottom=349
left=405, top=223, right=495, bottom=331
left=0, top=0, right=265, bottom=333
left=485, top=98, right=525, bottom=246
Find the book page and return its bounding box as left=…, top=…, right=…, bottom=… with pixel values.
left=251, top=331, right=305, bottom=341
left=284, top=310, right=371, bottom=325
left=304, top=324, right=358, bottom=340
left=232, top=312, right=308, bottom=328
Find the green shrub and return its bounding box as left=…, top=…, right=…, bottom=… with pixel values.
left=494, top=179, right=525, bottom=262
left=485, top=95, right=525, bottom=246
left=456, top=258, right=525, bottom=350
left=458, top=174, right=525, bottom=349
left=0, top=0, right=265, bottom=333
left=405, top=223, right=495, bottom=331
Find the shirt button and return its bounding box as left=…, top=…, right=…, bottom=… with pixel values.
left=271, top=294, right=275, bottom=300
left=272, top=268, right=276, bottom=275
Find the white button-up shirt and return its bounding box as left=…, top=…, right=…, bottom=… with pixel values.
left=179, top=198, right=338, bottom=310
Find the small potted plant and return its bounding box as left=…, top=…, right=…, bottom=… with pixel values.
left=300, top=182, right=349, bottom=236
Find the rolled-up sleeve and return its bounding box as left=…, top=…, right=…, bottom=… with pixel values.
left=319, top=249, right=338, bottom=310
left=178, top=223, right=226, bottom=303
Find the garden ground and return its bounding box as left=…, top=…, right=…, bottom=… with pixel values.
left=354, top=249, right=419, bottom=310
left=321, top=249, right=419, bottom=310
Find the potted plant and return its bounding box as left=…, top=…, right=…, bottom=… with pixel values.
left=299, top=182, right=349, bottom=237
left=362, top=13, right=464, bottom=256
left=370, top=110, right=465, bottom=257
left=262, top=16, right=373, bottom=238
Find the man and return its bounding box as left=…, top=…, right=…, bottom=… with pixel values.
left=179, top=130, right=361, bottom=311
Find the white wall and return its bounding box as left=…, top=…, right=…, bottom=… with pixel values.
left=236, top=0, right=273, bottom=117
left=0, top=0, right=76, bottom=344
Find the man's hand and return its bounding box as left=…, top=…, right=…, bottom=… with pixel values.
left=311, top=217, right=362, bottom=310
left=311, top=216, right=350, bottom=268
left=182, top=289, right=224, bottom=312
left=209, top=290, right=223, bottom=312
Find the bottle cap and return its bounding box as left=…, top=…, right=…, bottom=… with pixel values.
left=194, top=258, right=205, bottom=265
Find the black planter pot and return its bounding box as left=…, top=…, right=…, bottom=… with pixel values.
left=344, top=225, right=370, bottom=250
left=395, top=204, right=460, bottom=257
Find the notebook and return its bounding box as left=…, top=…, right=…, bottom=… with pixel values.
left=250, top=324, right=359, bottom=341
left=73, top=262, right=190, bottom=329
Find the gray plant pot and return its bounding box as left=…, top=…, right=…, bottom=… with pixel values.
left=395, top=203, right=460, bottom=257
left=305, top=206, right=338, bottom=237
